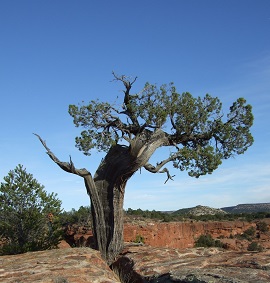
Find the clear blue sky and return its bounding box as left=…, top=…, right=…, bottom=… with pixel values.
left=1, top=0, right=270, bottom=211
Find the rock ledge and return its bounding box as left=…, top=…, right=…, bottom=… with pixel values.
left=0, top=247, right=120, bottom=283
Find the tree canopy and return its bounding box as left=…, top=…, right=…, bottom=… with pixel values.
left=68, top=73, right=254, bottom=179
left=0, top=164, right=62, bottom=255
left=36, top=73, right=254, bottom=264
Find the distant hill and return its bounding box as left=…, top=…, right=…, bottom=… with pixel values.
left=221, top=203, right=270, bottom=213
left=172, top=205, right=227, bottom=216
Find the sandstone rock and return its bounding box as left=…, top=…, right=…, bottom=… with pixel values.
left=57, top=240, right=71, bottom=249
left=123, top=220, right=257, bottom=250
left=65, top=219, right=270, bottom=252
left=0, top=247, right=120, bottom=283
left=64, top=225, right=95, bottom=248
left=113, top=244, right=270, bottom=283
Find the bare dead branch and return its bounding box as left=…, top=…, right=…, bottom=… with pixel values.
left=144, top=162, right=175, bottom=184
left=33, top=133, right=92, bottom=179
left=160, top=168, right=175, bottom=184
left=112, top=71, right=137, bottom=89
left=111, top=71, right=139, bottom=128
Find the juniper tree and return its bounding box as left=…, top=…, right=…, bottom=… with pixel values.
left=35, top=73, right=254, bottom=264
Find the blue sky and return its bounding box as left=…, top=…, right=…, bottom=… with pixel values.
left=0, top=0, right=270, bottom=211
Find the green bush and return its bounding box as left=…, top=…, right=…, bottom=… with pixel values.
left=242, top=226, right=256, bottom=241
left=236, top=226, right=257, bottom=241
left=0, top=165, right=62, bottom=255
left=247, top=241, right=263, bottom=252
left=125, top=208, right=179, bottom=222
left=256, top=221, right=269, bottom=233
left=60, top=206, right=91, bottom=226
left=194, top=234, right=224, bottom=248
left=133, top=234, right=145, bottom=244
left=244, top=226, right=256, bottom=236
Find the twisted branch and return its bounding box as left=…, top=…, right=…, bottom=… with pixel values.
left=33, top=133, right=92, bottom=179
left=144, top=162, right=175, bottom=184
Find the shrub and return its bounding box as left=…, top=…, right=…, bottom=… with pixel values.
left=241, top=226, right=256, bottom=241
left=0, top=165, right=62, bottom=255
left=60, top=206, right=91, bottom=226
left=133, top=234, right=145, bottom=244
left=236, top=226, right=257, bottom=241
left=256, top=221, right=269, bottom=233
left=247, top=241, right=263, bottom=252
left=244, top=226, right=256, bottom=237
left=194, top=234, right=224, bottom=248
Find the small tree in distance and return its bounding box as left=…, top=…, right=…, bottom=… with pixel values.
left=35, top=73, right=254, bottom=264
left=0, top=164, right=62, bottom=255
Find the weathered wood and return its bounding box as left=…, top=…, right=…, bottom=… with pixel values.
left=35, top=132, right=167, bottom=264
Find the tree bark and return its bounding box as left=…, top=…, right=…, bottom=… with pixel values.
left=35, top=131, right=168, bottom=264
left=89, top=131, right=168, bottom=264
left=90, top=145, right=136, bottom=264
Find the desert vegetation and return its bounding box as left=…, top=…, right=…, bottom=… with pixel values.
left=59, top=205, right=92, bottom=227
left=124, top=207, right=270, bottom=222
left=2, top=179, right=269, bottom=256
left=247, top=241, right=263, bottom=252
left=195, top=234, right=224, bottom=248
left=36, top=73, right=254, bottom=263
left=0, top=165, right=62, bottom=255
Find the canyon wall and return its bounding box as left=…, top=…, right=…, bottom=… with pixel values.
left=66, top=218, right=270, bottom=250
left=123, top=220, right=256, bottom=249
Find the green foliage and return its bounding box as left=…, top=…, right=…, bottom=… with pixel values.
left=68, top=101, right=118, bottom=155
left=256, top=221, right=269, bottom=232
left=246, top=226, right=256, bottom=235
left=194, top=234, right=224, bottom=248
left=236, top=226, right=256, bottom=241
left=59, top=206, right=91, bottom=226
left=243, top=227, right=256, bottom=237
left=125, top=208, right=180, bottom=222
left=171, top=95, right=254, bottom=177
left=133, top=234, right=145, bottom=244
left=128, top=82, right=176, bottom=127
left=183, top=214, right=227, bottom=222
left=247, top=241, right=263, bottom=252
left=125, top=208, right=270, bottom=223
left=68, top=76, right=254, bottom=178
left=233, top=212, right=270, bottom=222
left=0, top=165, right=62, bottom=255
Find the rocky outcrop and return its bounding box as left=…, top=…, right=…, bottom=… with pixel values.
left=113, top=244, right=270, bottom=282
left=1, top=241, right=269, bottom=283
left=173, top=205, right=227, bottom=216
left=0, top=247, right=120, bottom=283
left=1, top=219, right=270, bottom=283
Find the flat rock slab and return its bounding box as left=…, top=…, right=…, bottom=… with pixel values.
left=117, top=244, right=270, bottom=283
left=0, top=247, right=120, bottom=283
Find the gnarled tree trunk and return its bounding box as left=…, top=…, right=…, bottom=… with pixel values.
left=35, top=131, right=168, bottom=264
left=88, top=143, right=153, bottom=263
left=87, top=145, right=136, bottom=264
